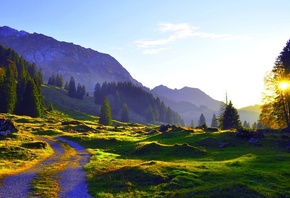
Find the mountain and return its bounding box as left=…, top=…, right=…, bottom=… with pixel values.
left=152, top=85, right=222, bottom=110
left=151, top=85, right=223, bottom=125
left=151, top=85, right=261, bottom=126
left=238, top=104, right=261, bottom=125
left=0, top=26, right=141, bottom=93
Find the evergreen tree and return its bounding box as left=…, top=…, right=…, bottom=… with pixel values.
left=94, top=83, right=102, bottom=104
left=64, top=81, right=69, bottom=90
left=0, top=67, right=17, bottom=113
left=219, top=100, right=241, bottom=129
left=28, top=63, right=37, bottom=78
left=211, top=113, right=218, bottom=127
left=99, top=97, right=112, bottom=125
left=120, top=103, right=129, bottom=122
left=37, top=68, right=44, bottom=85
left=82, top=85, right=86, bottom=97
left=48, top=73, right=56, bottom=86
left=198, top=113, right=207, bottom=128
left=48, top=103, right=54, bottom=111
left=165, top=107, right=174, bottom=124
left=55, top=73, right=64, bottom=88
left=76, top=83, right=84, bottom=99
left=22, top=78, right=43, bottom=117
left=243, top=121, right=250, bottom=129
left=68, top=76, right=76, bottom=98
left=252, top=122, right=257, bottom=129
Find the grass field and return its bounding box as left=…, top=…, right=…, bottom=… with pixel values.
left=1, top=111, right=290, bottom=197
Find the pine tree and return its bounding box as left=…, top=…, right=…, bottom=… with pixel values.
left=211, top=114, right=218, bottom=127
left=99, top=97, right=112, bottom=125
left=37, top=68, right=44, bottom=85
left=0, top=67, right=17, bottom=113
left=68, top=76, right=76, bottom=98
left=198, top=113, right=207, bottom=128
left=120, top=103, right=129, bottom=122
left=22, top=78, right=43, bottom=117
left=76, top=83, right=83, bottom=99
left=64, top=81, right=69, bottom=90
left=219, top=100, right=241, bottom=129
left=94, top=83, right=102, bottom=104
left=56, top=73, right=64, bottom=88
left=165, top=107, right=174, bottom=124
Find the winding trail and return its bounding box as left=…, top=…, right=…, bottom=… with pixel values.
left=0, top=137, right=91, bottom=198
left=56, top=137, right=91, bottom=198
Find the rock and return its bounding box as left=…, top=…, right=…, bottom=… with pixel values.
left=249, top=138, right=258, bottom=144
left=0, top=119, right=17, bottom=136
left=159, top=125, right=169, bottom=132
left=236, top=129, right=264, bottom=139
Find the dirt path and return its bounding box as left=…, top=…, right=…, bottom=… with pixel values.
left=55, top=137, right=91, bottom=198
left=0, top=137, right=91, bottom=198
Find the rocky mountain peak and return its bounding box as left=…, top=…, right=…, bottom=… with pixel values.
left=0, top=26, right=141, bottom=93
left=0, top=26, right=28, bottom=37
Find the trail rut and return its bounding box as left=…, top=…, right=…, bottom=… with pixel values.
left=0, top=137, right=91, bottom=198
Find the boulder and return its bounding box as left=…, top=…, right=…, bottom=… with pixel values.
left=159, top=125, right=169, bottom=132
left=0, top=118, right=17, bottom=136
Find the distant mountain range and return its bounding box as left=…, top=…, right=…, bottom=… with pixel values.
left=0, top=26, right=261, bottom=125
left=0, top=26, right=141, bottom=92
left=151, top=85, right=261, bottom=125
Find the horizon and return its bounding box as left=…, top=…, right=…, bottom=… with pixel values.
left=0, top=1, right=290, bottom=108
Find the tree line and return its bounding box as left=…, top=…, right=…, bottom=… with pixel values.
left=48, top=74, right=86, bottom=100
left=94, top=81, right=184, bottom=125
left=0, top=45, right=44, bottom=117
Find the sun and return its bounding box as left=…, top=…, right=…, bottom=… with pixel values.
left=279, top=81, right=290, bottom=91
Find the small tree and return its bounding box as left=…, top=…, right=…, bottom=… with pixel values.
left=64, top=81, right=69, bottom=90
left=198, top=113, right=207, bottom=128
left=219, top=100, right=241, bottom=129
left=99, top=97, right=112, bottom=125
left=2, top=67, right=17, bottom=113
left=68, top=77, right=76, bottom=98
left=211, top=114, right=218, bottom=127
left=22, top=78, right=43, bottom=117
left=48, top=103, right=54, bottom=111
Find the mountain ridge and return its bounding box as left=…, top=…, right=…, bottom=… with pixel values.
left=0, top=26, right=141, bottom=93
left=151, top=85, right=222, bottom=110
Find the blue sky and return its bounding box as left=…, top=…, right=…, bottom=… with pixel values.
left=1, top=0, right=290, bottom=108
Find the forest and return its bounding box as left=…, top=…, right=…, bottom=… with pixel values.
left=94, top=81, right=184, bottom=125
left=0, top=45, right=44, bottom=117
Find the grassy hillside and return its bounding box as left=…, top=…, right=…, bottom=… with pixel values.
left=1, top=111, right=289, bottom=197
left=41, top=85, right=146, bottom=123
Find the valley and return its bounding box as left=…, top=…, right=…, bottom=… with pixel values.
left=0, top=112, right=289, bottom=197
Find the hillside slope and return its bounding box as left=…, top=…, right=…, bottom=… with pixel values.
left=0, top=26, right=141, bottom=92
left=151, top=85, right=223, bottom=125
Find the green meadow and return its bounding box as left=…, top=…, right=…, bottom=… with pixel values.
left=1, top=111, right=290, bottom=197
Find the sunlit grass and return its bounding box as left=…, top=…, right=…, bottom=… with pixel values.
left=30, top=140, right=77, bottom=197
left=1, top=111, right=290, bottom=197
